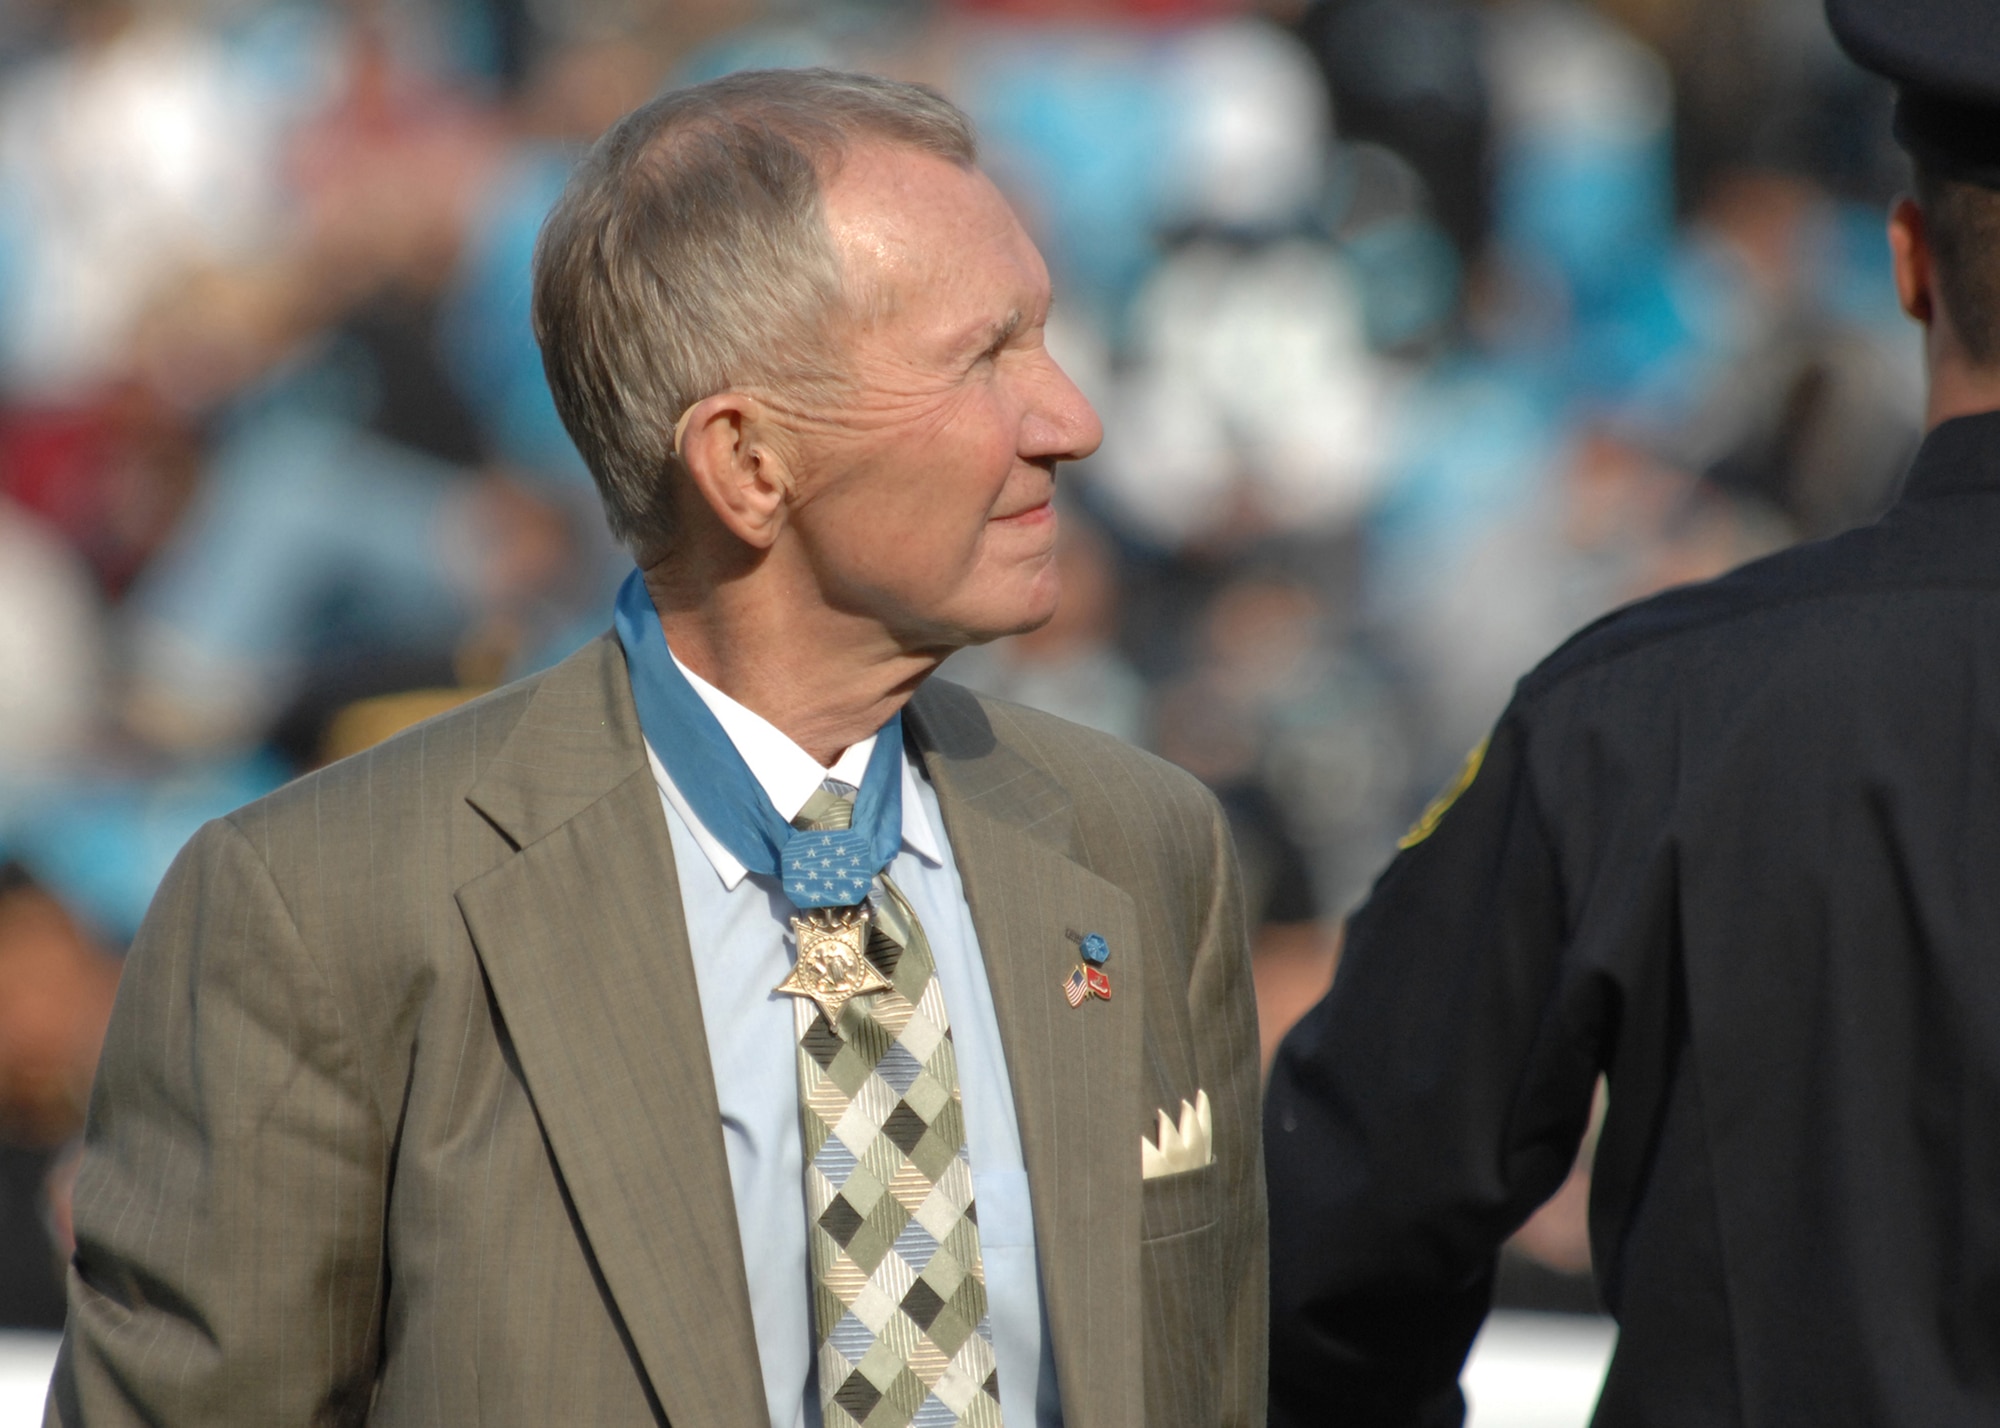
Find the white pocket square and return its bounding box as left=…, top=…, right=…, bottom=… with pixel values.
left=1141, top=1089, right=1214, bottom=1179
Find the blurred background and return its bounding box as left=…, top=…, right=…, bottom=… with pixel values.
left=0, top=0, right=1918, bottom=1401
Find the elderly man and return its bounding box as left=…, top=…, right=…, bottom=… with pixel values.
left=47, top=71, right=1264, bottom=1428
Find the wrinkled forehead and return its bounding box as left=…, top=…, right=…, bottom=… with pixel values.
left=820, top=143, right=1047, bottom=328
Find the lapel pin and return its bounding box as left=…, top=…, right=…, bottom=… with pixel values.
left=1062, top=930, right=1112, bottom=1004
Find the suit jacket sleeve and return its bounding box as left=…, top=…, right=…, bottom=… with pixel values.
left=1192, top=782, right=1268, bottom=1428
left=46, top=817, right=387, bottom=1426
left=1263, top=707, right=1592, bottom=1427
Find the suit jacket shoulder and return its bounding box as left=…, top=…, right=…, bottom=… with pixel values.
left=228, top=634, right=622, bottom=859
left=910, top=678, right=1231, bottom=895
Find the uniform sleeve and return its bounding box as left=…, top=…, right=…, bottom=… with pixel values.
left=45, top=818, right=388, bottom=1427
left=1263, top=705, right=1596, bottom=1427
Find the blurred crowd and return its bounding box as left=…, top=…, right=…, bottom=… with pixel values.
left=0, top=0, right=1921, bottom=1329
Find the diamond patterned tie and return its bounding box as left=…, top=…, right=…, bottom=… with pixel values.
left=791, top=787, right=1003, bottom=1428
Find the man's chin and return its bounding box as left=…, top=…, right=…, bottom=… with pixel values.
left=964, top=589, right=1061, bottom=646
left=890, top=566, right=1062, bottom=656
left=907, top=603, right=1056, bottom=661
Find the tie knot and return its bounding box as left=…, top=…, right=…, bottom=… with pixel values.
left=794, top=784, right=855, bottom=832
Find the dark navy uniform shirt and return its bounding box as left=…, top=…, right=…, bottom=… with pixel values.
left=1267, top=410, right=2000, bottom=1427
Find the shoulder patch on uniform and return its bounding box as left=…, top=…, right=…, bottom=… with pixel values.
left=1397, top=735, right=1488, bottom=849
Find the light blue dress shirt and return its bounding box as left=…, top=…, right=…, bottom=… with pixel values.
left=642, top=656, right=1062, bottom=1428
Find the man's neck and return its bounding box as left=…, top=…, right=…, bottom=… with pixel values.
left=1922, top=339, right=2000, bottom=431
left=644, top=566, right=944, bottom=767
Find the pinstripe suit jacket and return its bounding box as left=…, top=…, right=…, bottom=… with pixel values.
left=46, top=635, right=1265, bottom=1427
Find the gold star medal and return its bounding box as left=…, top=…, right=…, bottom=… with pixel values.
left=775, top=905, right=890, bottom=1029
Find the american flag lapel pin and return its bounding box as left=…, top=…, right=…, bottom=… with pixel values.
left=1063, top=929, right=1112, bottom=1005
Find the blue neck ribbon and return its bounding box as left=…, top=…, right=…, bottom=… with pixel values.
left=613, top=569, right=904, bottom=910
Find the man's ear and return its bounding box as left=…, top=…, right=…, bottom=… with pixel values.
left=1890, top=196, right=1935, bottom=326
left=676, top=393, right=796, bottom=549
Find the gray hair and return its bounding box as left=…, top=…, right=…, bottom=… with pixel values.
left=532, top=68, right=978, bottom=558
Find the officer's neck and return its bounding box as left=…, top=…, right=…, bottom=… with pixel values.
left=1921, top=308, right=2000, bottom=431
left=1925, top=356, right=2000, bottom=431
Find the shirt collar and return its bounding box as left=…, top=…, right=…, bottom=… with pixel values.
left=643, top=647, right=942, bottom=891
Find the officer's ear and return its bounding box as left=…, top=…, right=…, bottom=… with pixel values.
left=675, top=393, right=798, bottom=550
left=1890, top=196, right=1936, bottom=327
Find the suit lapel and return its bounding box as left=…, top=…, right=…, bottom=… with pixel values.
left=453, top=651, right=1152, bottom=1428
left=457, top=639, right=766, bottom=1428
left=908, top=685, right=1147, bottom=1428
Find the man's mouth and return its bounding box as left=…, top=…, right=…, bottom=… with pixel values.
left=991, top=499, right=1055, bottom=525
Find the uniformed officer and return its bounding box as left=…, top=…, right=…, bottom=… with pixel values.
left=1266, top=2, right=2000, bottom=1423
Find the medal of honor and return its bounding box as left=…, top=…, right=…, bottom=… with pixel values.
left=615, top=574, right=907, bottom=1034
left=776, top=905, right=891, bottom=1026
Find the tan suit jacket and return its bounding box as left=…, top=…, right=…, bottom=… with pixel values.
left=46, top=636, right=1265, bottom=1426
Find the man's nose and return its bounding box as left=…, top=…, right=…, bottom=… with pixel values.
left=1023, top=353, right=1104, bottom=464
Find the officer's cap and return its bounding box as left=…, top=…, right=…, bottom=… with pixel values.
left=1827, top=0, right=2000, bottom=185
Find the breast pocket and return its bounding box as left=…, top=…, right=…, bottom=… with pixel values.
left=1141, top=1161, right=1219, bottom=1242
left=1140, top=1165, right=1226, bottom=1426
